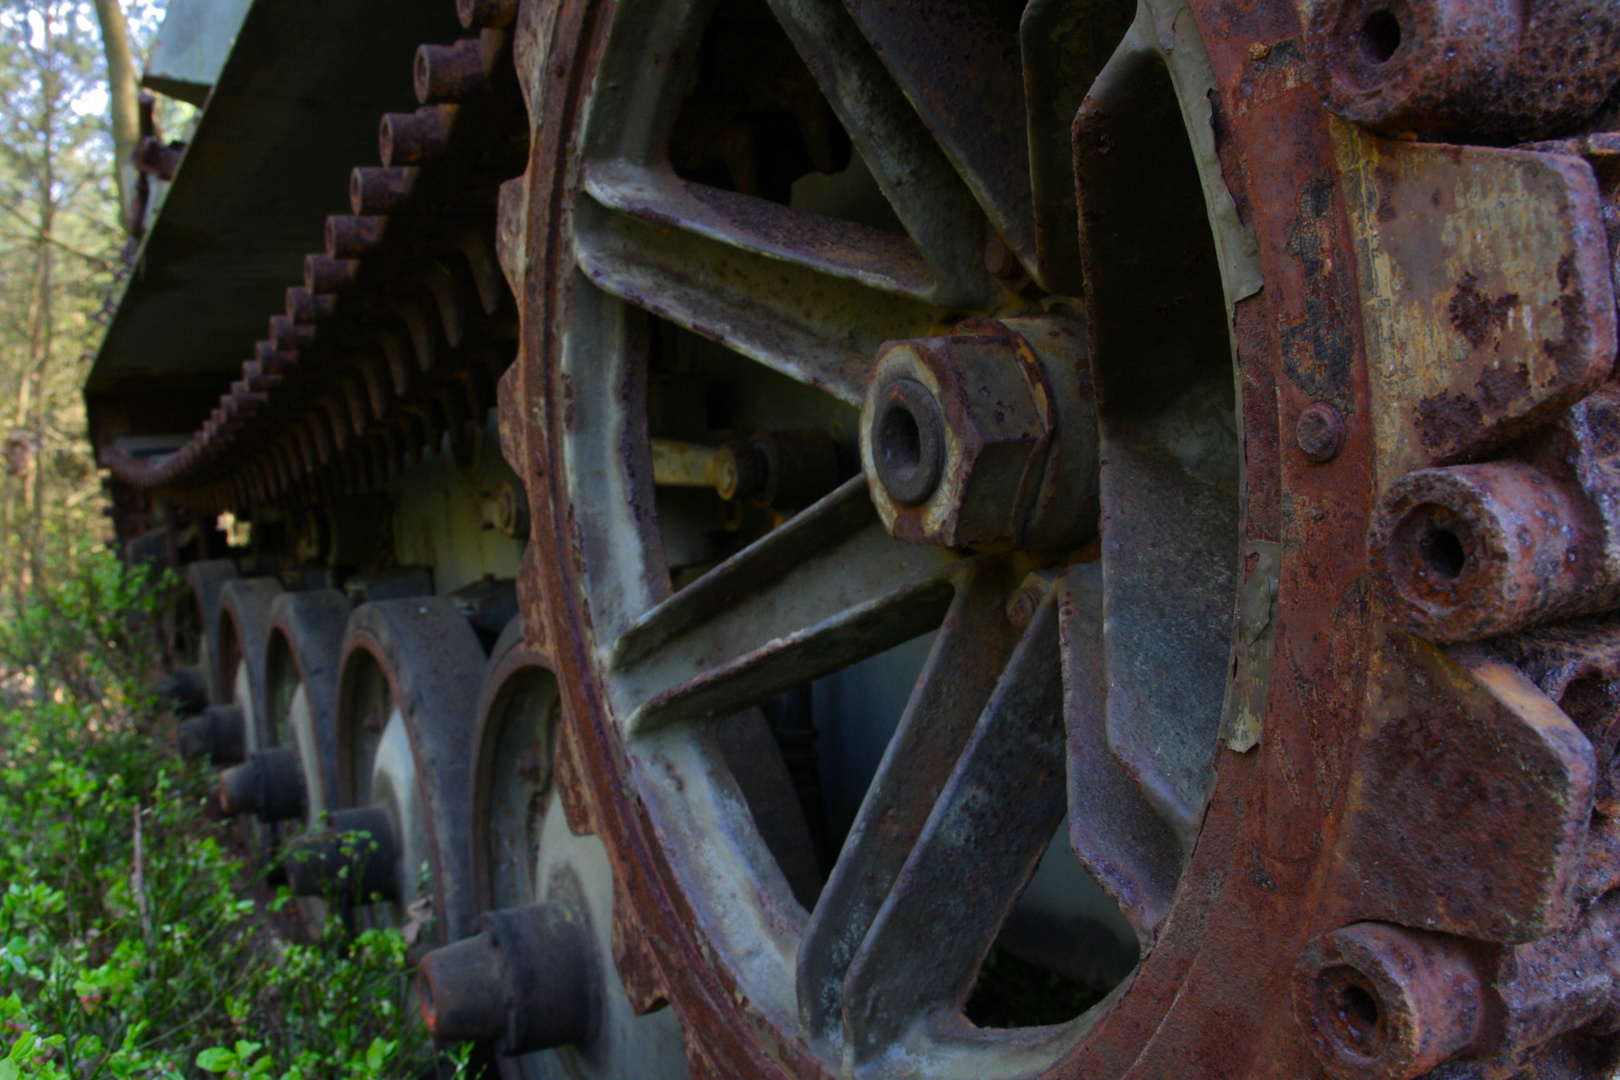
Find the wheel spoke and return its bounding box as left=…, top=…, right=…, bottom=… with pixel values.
left=1095, top=420, right=1238, bottom=842
left=1055, top=563, right=1184, bottom=941
left=575, top=192, right=944, bottom=408
left=762, top=0, right=994, bottom=308
left=840, top=0, right=1035, bottom=273
left=585, top=162, right=937, bottom=298
left=612, top=478, right=961, bottom=734
left=839, top=589, right=1066, bottom=1057
left=796, top=557, right=1031, bottom=1041
left=1022, top=0, right=1137, bottom=295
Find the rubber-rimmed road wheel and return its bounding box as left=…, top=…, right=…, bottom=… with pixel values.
left=259, top=588, right=352, bottom=932
left=265, top=589, right=351, bottom=825
left=184, top=559, right=238, bottom=705
left=499, top=0, right=1620, bottom=1074
left=327, top=597, right=485, bottom=948
left=216, top=578, right=285, bottom=755
left=458, top=617, right=687, bottom=1078
left=214, top=577, right=287, bottom=864
left=471, top=618, right=561, bottom=917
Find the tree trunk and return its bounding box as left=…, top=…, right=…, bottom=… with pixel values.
left=92, top=0, right=140, bottom=232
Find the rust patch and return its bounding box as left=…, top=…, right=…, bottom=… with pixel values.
left=1446, top=272, right=1518, bottom=348
left=610, top=870, right=673, bottom=1017
left=1414, top=391, right=1485, bottom=453
left=1543, top=261, right=1595, bottom=384
left=1329, top=631, right=1594, bottom=942
left=1333, top=129, right=1616, bottom=484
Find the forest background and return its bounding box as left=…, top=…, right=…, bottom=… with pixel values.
left=0, top=0, right=184, bottom=599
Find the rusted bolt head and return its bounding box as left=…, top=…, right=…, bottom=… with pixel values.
left=284, top=804, right=400, bottom=903
left=218, top=747, right=306, bottom=822
left=860, top=317, right=1097, bottom=550
left=1368, top=462, right=1587, bottom=642
left=177, top=704, right=247, bottom=767
left=1297, top=401, right=1346, bottom=463
left=1006, top=570, right=1058, bottom=628
left=1293, top=922, right=1487, bottom=1080
left=153, top=665, right=208, bottom=717
left=984, top=237, right=1019, bottom=280
left=1304, top=0, right=1620, bottom=141
left=480, top=478, right=530, bottom=540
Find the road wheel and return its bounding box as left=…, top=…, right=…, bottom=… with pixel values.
left=417, top=617, right=688, bottom=1076
left=215, top=578, right=285, bottom=754
left=288, top=597, right=484, bottom=950
left=216, top=588, right=353, bottom=934
left=183, top=558, right=238, bottom=705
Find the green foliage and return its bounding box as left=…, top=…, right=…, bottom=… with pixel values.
left=0, top=544, right=163, bottom=715
left=0, top=551, right=455, bottom=1078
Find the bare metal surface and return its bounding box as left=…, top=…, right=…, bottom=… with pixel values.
left=796, top=557, right=1032, bottom=1042
left=839, top=590, right=1066, bottom=1060
left=1336, top=132, right=1616, bottom=490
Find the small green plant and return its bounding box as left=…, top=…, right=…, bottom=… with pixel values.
left=0, top=549, right=463, bottom=1078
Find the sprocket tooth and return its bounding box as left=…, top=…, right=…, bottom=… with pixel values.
left=496, top=173, right=529, bottom=298
left=1336, top=132, right=1617, bottom=487
left=1333, top=628, right=1596, bottom=943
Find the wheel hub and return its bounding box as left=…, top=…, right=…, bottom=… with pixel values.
left=859, top=315, right=1098, bottom=550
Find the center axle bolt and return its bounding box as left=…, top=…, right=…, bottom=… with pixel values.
left=218, top=747, right=307, bottom=822
left=860, top=316, right=1098, bottom=550
left=283, top=805, right=400, bottom=904
left=871, top=379, right=945, bottom=506
left=177, top=704, right=247, bottom=767
left=416, top=902, right=597, bottom=1054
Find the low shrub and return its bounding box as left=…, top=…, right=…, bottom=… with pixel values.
left=0, top=551, right=454, bottom=1079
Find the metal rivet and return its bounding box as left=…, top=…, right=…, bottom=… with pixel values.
left=1297, top=402, right=1346, bottom=464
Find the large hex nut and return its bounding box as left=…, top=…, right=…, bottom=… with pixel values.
left=860, top=317, right=1096, bottom=550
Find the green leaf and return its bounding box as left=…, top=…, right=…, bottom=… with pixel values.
left=0, top=1058, right=17, bottom=1080
left=363, top=1038, right=394, bottom=1073
left=8, top=1033, right=36, bottom=1063
left=196, top=1047, right=237, bottom=1072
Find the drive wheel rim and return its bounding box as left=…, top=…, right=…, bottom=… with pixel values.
left=511, top=0, right=1433, bottom=1075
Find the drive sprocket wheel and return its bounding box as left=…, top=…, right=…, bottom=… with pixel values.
left=498, top=0, right=1620, bottom=1075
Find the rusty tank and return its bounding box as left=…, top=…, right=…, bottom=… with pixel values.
left=90, top=0, right=1620, bottom=1075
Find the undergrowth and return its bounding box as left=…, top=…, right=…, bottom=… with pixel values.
left=0, top=549, right=455, bottom=1078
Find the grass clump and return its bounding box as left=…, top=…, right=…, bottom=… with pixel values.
left=0, top=550, right=454, bottom=1078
